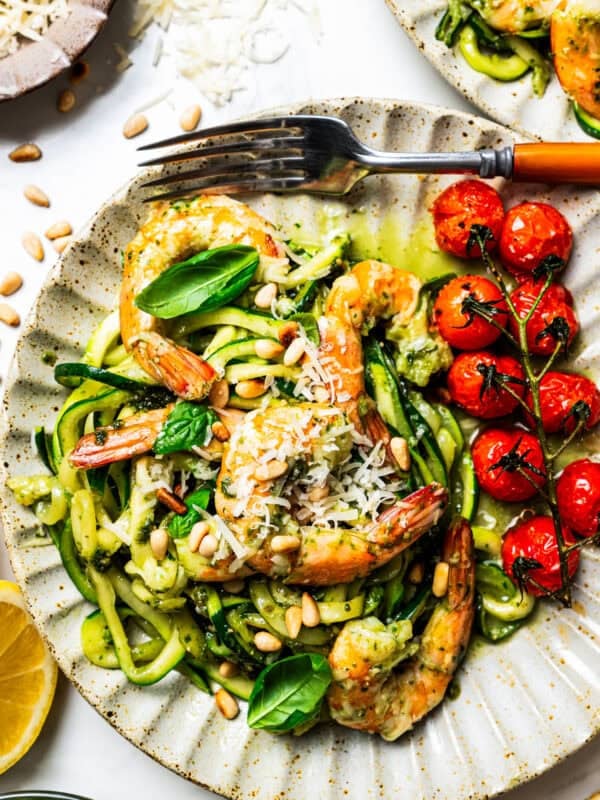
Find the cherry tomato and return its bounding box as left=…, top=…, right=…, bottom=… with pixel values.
left=509, top=279, right=579, bottom=356
left=431, top=180, right=505, bottom=258
left=433, top=275, right=508, bottom=350
left=557, top=459, right=600, bottom=537
left=525, top=371, right=600, bottom=434
left=501, top=515, right=579, bottom=597
left=499, top=202, right=572, bottom=278
left=447, top=351, right=525, bottom=419
left=471, top=427, right=546, bottom=502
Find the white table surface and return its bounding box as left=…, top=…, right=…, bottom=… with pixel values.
left=1, top=1, right=599, bottom=798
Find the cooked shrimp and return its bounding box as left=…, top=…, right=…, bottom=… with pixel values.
left=121, top=195, right=286, bottom=400
left=552, top=0, right=600, bottom=119
left=470, top=0, right=558, bottom=32
left=327, top=517, right=475, bottom=740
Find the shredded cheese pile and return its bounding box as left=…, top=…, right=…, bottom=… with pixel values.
left=0, top=0, right=69, bottom=59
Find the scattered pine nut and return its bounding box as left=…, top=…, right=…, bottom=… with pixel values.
left=254, top=631, right=282, bottom=652
left=22, top=231, right=44, bottom=262
left=283, top=337, right=305, bottom=366
left=236, top=379, right=267, bottom=399
left=0, top=303, right=20, bottom=327
left=254, top=339, right=284, bottom=360
left=57, top=88, right=76, bottom=113
left=0, top=272, right=23, bottom=296
left=211, top=420, right=230, bottom=442
left=271, top=534, right=301, bottom=553
left=150, top=528, right=169, bottom=560
left=23, top=184, right=50, bottom=207
left=408, top=561, right=425, bottom=585
left=123, top=112, right=149, bottom=139
left=223, top=579, right=245, bottom=594
left=390, top=436, right=411, bottom=472
left=285, top=605, right=303, bottom=639
left=156, top=487, right=187, bottom=515
left=254, top=282, right=277, bottom=308
left=45, top=220, right=72, bottom=240
left=254, top=459, right=288, bottom=482
left=179, top=104, right=202, bottom=132
left=313, top=386, right=330, bottom=403
left=308, top=484, right=329, bottom=502
left=218, top=660, right=238, bottom=679
left=215, top=688, right=239, bottom=720
left=9, top=143, right=42, bottom=162
left=209, top=379, right=229, bottom=409
left=188, top=521, right=210, bottom=553
left=53, top=235, right=72, bottom=254
left=432, top=561, right=450, bottom=598
left=301, top=592, right=320, bottom=628
left=198, top=533, right=218, bottom=558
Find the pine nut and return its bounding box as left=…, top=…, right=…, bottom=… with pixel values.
left=211, top=420, right=230, bottom=442
left=283, top=337, right=305, bottom=366
left=223, top=579, right=245, bottom=594
left=215, top=688, right=239, bottom=720
left=236, top=379, right=266, bottom=399
left=0, top=303, right=20, bottom=327
left=198, top=533, right=218, bottom=558
left=254, top=631, right=282, bottom=652
left=188, top=521, right=210, bottom=553
left=254, top=339, right=284, bottom=359
left=22, top=232, right=44, bottom=261
left=254, top=459, right=288, bottom=481
left=53, top=235, right=72, bottom=254
left=313, top=386, right=330, bottom=403
left=301, top=592, right=320, bottom=628
left=390, top=436, right=411, bottom=472
left=218, top=660, right=238, bottom=678
left=9, top=143, right=42, bottom=162
left=179, top=104, right=202, bottom=132
left=45, top=220, right=72, bottom=240
left=308, top=484, right=329, bottom=502
left=123, top=112, right=149, bottom=139
left=278, top=321, right=298, bottom=347
left=209, top=379, right=229, bottom=409
left=0, top=272, right=23, bottom=296
left=285, top=606, right=303, bottom=639
left=254, top=282, right=277, bottom=308
left=271, top=534, right=301, bottom=553
left=24, top=184, right=50, bottom=207
left=57, top=88, right=76, bottom=113
left=150, top=528, right=169, bottom=560
left=408, top=561, right=425, bottom=585
left=432, top=561, right=450, bottom=598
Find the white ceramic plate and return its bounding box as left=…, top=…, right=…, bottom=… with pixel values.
left=386, top=0, right=589, bottom=141
left=2, top=98, right=600, bottom=800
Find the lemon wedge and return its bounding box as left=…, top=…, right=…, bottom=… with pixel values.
left=0, top=579, right=57, bottom=774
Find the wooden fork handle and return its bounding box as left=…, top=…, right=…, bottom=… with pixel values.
left=513, top=143, right=600, bottom=184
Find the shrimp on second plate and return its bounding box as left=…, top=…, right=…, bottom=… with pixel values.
left=121, top=194, right=287, bottom=400
left=327, top=517, right=475, bottom=740
left=468, top=0, right=559, bottom=32
left=551, top=0, right=600, bottom=119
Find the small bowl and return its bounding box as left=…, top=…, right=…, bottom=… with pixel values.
left=0, top=0, right=115, bottom=102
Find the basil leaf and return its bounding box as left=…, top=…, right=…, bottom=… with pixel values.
left=135, top=245, right=259, bottom=319
left=247, top=653, right=332, bottom=732
left=154, top=402, right=218, bottom=455
left=290, top=312, right=320, bottom=346
left=168, top=487, right=211, bottom=539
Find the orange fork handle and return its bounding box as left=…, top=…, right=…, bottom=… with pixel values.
left=513, top=143, right=600, bottom=184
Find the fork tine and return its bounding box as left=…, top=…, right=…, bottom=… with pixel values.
left=138, top=135, right=305, bottom=168
left=140, top=157, right=307, bottom=190
left=136, top=115, right=307, bottom=152
left=143, top=176, right=308, bottom=203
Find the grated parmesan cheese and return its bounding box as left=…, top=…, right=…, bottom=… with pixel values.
left=0, top=0, right=69, bottom=59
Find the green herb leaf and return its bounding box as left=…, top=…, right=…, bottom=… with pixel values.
left=168, top=487, right=211, bottom=539
left=154, top=402, right=218, bottom=455
left=247, top=653, right=332, bottom=732
left=135, top=245, right=259, bottom=319
left=289, top=312, right=320, bottom=346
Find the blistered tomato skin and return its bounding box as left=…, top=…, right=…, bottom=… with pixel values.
left=509, top=280, right=579, bottom=356
left=502, top=516, right=580, bottom=597
left=471, top=427, right=546, bottom=502
left=447, top=351, right=525, bottom=419
left=433, top=275, right=509, bottom=350
left=557, top=459, right=600, bottom=537
left=526, top=371, right=600, bottom=434
left=499, top=202, right=573, bottom=278
left=431, top=180, right=505, bottom=258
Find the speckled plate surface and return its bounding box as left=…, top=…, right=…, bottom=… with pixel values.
left=386, top=0, right=589, bottom=141
left=2, top=97, right=600, bottom=800
left=0, top=0, right=115, bottom=101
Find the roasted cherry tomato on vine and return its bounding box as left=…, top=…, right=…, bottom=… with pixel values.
left=431, top=180, right=505, bottom=258
left=471, top=427, right=546, bottom=502
left=433, top=275, right=508, bottom=350
left=501, top=515, right=579, bottom=597
left=499, top=202, right=572, bottom=278
left=509, top=279, right=579, bottom=356
left=525, top=371, right=600, bottom=434
left=447, top=351, right=525, bottom=419
left=557, top=459, right=600, bottom=538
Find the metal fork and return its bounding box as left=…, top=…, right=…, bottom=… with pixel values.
left=138, top=114, right=600, bottom=202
